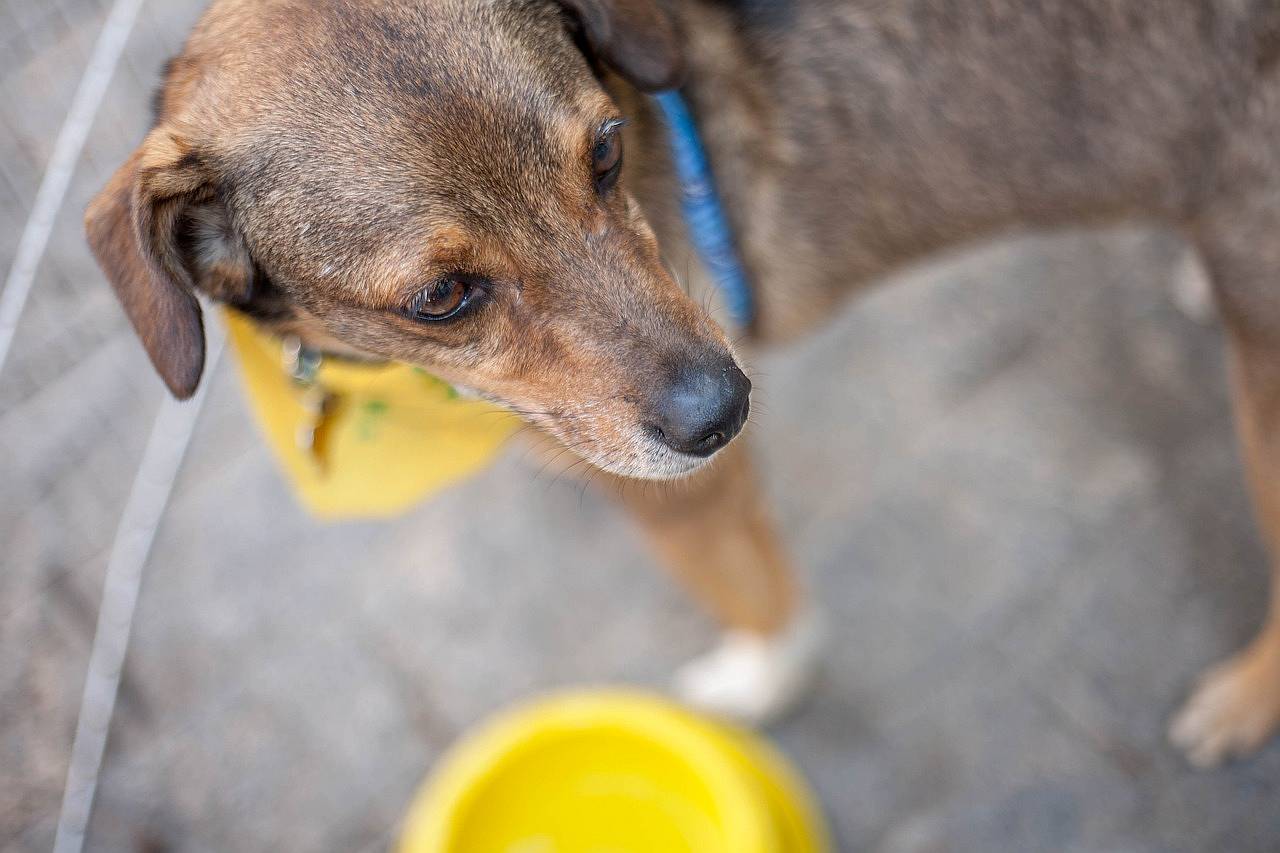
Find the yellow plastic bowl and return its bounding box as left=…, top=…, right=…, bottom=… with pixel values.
left=398, top=690, right=831, bottom=853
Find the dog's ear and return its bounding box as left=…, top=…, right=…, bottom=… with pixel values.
left=86, top=130, right=251, bottom=399
left=557, top=0, right=685, bottom=91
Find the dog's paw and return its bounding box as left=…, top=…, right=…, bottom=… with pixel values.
left=1169, top=637, right=1280, bottom=768
left=673, top=610, right=824, bottom=725
left=1169, top=247, right=1216, bottom=324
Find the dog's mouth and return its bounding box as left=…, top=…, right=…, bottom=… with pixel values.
left=594, top=424, right=733, bottom=481
left=503, top=359, right=751, bottom=480
left=540, top=417, right=740, bottom=481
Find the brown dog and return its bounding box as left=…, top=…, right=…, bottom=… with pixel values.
left=87, top=0, right=1280, bottom=766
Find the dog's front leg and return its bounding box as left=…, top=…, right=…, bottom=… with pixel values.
left=1170, top=185, right=1280, bottom=766
left=607, top=439, right=822, bottom=724
left=1169, top=331, right=1280, bottom=766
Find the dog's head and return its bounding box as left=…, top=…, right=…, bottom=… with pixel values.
left=86, top=0, right=749, bottom=480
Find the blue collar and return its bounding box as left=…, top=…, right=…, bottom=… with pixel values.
left=652, top=91, right=754, bottom=328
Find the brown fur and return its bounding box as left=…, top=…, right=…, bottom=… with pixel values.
left=87, top=0, right=1280, bottom=765
left=89, top=0, right=722, bottom=479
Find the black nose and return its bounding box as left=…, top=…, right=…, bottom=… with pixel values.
left=649, top=359, right=751, bottom=457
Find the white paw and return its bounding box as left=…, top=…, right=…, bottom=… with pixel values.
left=674, top=609, right=824, bottom=725
left=1169, top=642, right=1280, bottom=768
left=1169, top=248, right=1216, bottom=324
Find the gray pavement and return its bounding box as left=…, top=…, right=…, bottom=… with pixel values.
left=4, top=1, right=1280, bottom=851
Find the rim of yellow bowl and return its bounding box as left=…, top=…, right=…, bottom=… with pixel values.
left=700, top=720, right=833, bottom=852
left=398, top=689, right=779, bottom=853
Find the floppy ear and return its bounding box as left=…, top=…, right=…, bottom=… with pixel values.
left=557, top=0, right=685, bottom=91
left=86, top=131, right=242, bottom=399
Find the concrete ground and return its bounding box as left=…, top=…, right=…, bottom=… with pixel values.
left=4, top=1, right=1280, bottom=851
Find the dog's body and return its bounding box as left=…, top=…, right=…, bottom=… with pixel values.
left=630, top=2, right=1280, bottom=343
left=88, top=0, right=1280, bottom=768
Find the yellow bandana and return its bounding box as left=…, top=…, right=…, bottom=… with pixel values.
left=223, top=309, right=519, bottom=519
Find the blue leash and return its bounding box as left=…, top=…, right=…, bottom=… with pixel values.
left=652, top=91, right=755, bottom=329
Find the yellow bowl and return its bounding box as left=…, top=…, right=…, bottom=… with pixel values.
left=398, top=690, right=831, bottom=853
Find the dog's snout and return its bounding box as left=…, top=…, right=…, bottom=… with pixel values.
left=649, top=360, right=751, bottom=457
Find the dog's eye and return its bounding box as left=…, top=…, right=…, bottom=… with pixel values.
left=409, top=277, right=470, bottom=321
left=593, top=120, right=624, bottom=194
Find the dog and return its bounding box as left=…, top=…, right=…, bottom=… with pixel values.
left=86, top=0, right=1280, bottom=768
